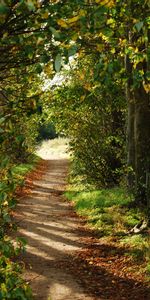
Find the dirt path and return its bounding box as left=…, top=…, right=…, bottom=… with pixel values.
left=15, top=158, right=95, bottom=300
left=14, top=140, right=150, bottom=300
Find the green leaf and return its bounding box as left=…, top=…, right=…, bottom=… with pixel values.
left=95, top=5, right=108, bottom=15
left=135, top=21, right=143, bottom=32
left=55, top=54, right=62, bottom=72
left=68, top=45, right=78, bottom=57
left=50, top=27, right=60, bottom=39
left=0, top=157, right=10, bottom=169
left=0, top=192, right=7, bottom=202
left=16, top=135, right=25, bottom=143
left=24, top=45, right=34, bottom=58
left=26, top=0, right=35, bottom=11
left=0, top=182, right=7, bottom=191
left=0, top=4, right=9, bottom=15
left=0, top=117, right=5, bottom=124
left=36, top=64, right=43, bottom=74
left=9, top=198, right=17, bottom=209
left=16, top=237, right=27, bottom=247
left=40, top=54, right=50, bottom=64
left=101, top=27, right=114, bottom=37
left=3, top=213, right=11, bottom=223
left=0, top=127, right=4, bottom=133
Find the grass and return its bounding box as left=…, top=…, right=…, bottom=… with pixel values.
left=12, top=154, right=40, bottom=176
left=11, top=154, right=41, bottom=187
left=65, top=185, right=150, bottom=277
left=66, top=188, right=131, bottom=209
left=65, top=187, right=133, bottom=234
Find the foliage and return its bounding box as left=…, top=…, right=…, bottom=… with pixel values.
left=0, top=0, right=59, bottom=165
left=0, top=254, right=32, bottom=300
left=0, top=2, right=66, bottom=293
left=50, top=55, right=126, bottom=187
left=37, top=122, right=58, bottom=142
left=0, top=156, right=39, bottom=300
left=0, top=0, right=149, bottom=214
left=46, top=0, right=149, bottom=204
left=0, top=0, right=149, bottom=296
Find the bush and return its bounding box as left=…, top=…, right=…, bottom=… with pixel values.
left=37, top=122, right=58, bottom=141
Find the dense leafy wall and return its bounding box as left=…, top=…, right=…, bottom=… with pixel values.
left=50, top=55, right=126, bottom=187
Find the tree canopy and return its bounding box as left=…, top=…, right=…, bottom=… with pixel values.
left=0, top=1, right=149, bottom=297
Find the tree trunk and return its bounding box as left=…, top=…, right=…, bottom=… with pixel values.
left=127, top=96, right=136, bottom=190
left=134, top=86, right=150, bottom=206
left=125, top=54, right=136, bottom=191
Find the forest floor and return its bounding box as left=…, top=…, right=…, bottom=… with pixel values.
left=14, top=139, right=150, bottom=300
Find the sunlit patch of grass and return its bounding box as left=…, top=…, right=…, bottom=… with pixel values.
left=124, top=212, right=140, bottom=228
left=122, top=235, right=150, bottom=264
left=11, top=154, right=40, bottom=187
left=65, top=187, right=132, bottom=235
left=66, top=187, right=131, bottom=210
left=65, top=185, right=150, bottom=276
left=12, top=163, right=34, bottom=176
left=12, top=154, right=40, bottom=177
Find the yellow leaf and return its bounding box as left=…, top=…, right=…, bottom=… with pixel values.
left=143, top=83, right=150, bottom=93
left=80, top=95, right=86, bottom=101
left=58, top=13, right=84, bottom=28
left=57, top=19, right=68, bottom=28
left=95, top=0, right=115, bottom=7
left=37, top=37, right=43, bottom=45
left=42, top=11, right=49, bottom=19
left=79, top=71, right=85, bottom=80
left=96, top=44, right=104, bottom=52
left=79, top=9, right=86, bottom=17
left=84, top=83, right=91, bottom=90
left=111, top=48, right=116, bottom=54
left=78, top=49, right=84, bottom=58
left=28, top=75, right=33, bottom=83
left=72, top=33, right=79, bottom=41
left=61, top=43, right=70, bottom=49
left=67, top=15, right=80, bottom=24
left=44, top=64, right=53, bottom=75
left=3, top=32, right=8, bottom=38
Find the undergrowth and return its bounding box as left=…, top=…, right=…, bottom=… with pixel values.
left=0, top=154, right=39, bottom=299
left=65, top=185, right=150, bottom=279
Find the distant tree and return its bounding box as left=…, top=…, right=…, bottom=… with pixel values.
left=50, top=55, right=125, bottom=186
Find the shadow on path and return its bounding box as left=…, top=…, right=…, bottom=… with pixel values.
left=15, top=159, right=150, bottom=300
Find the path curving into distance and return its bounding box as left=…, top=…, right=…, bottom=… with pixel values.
left=14, top=139, right=150, bottom=300
left=15, top=140, right=95, bottom=300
